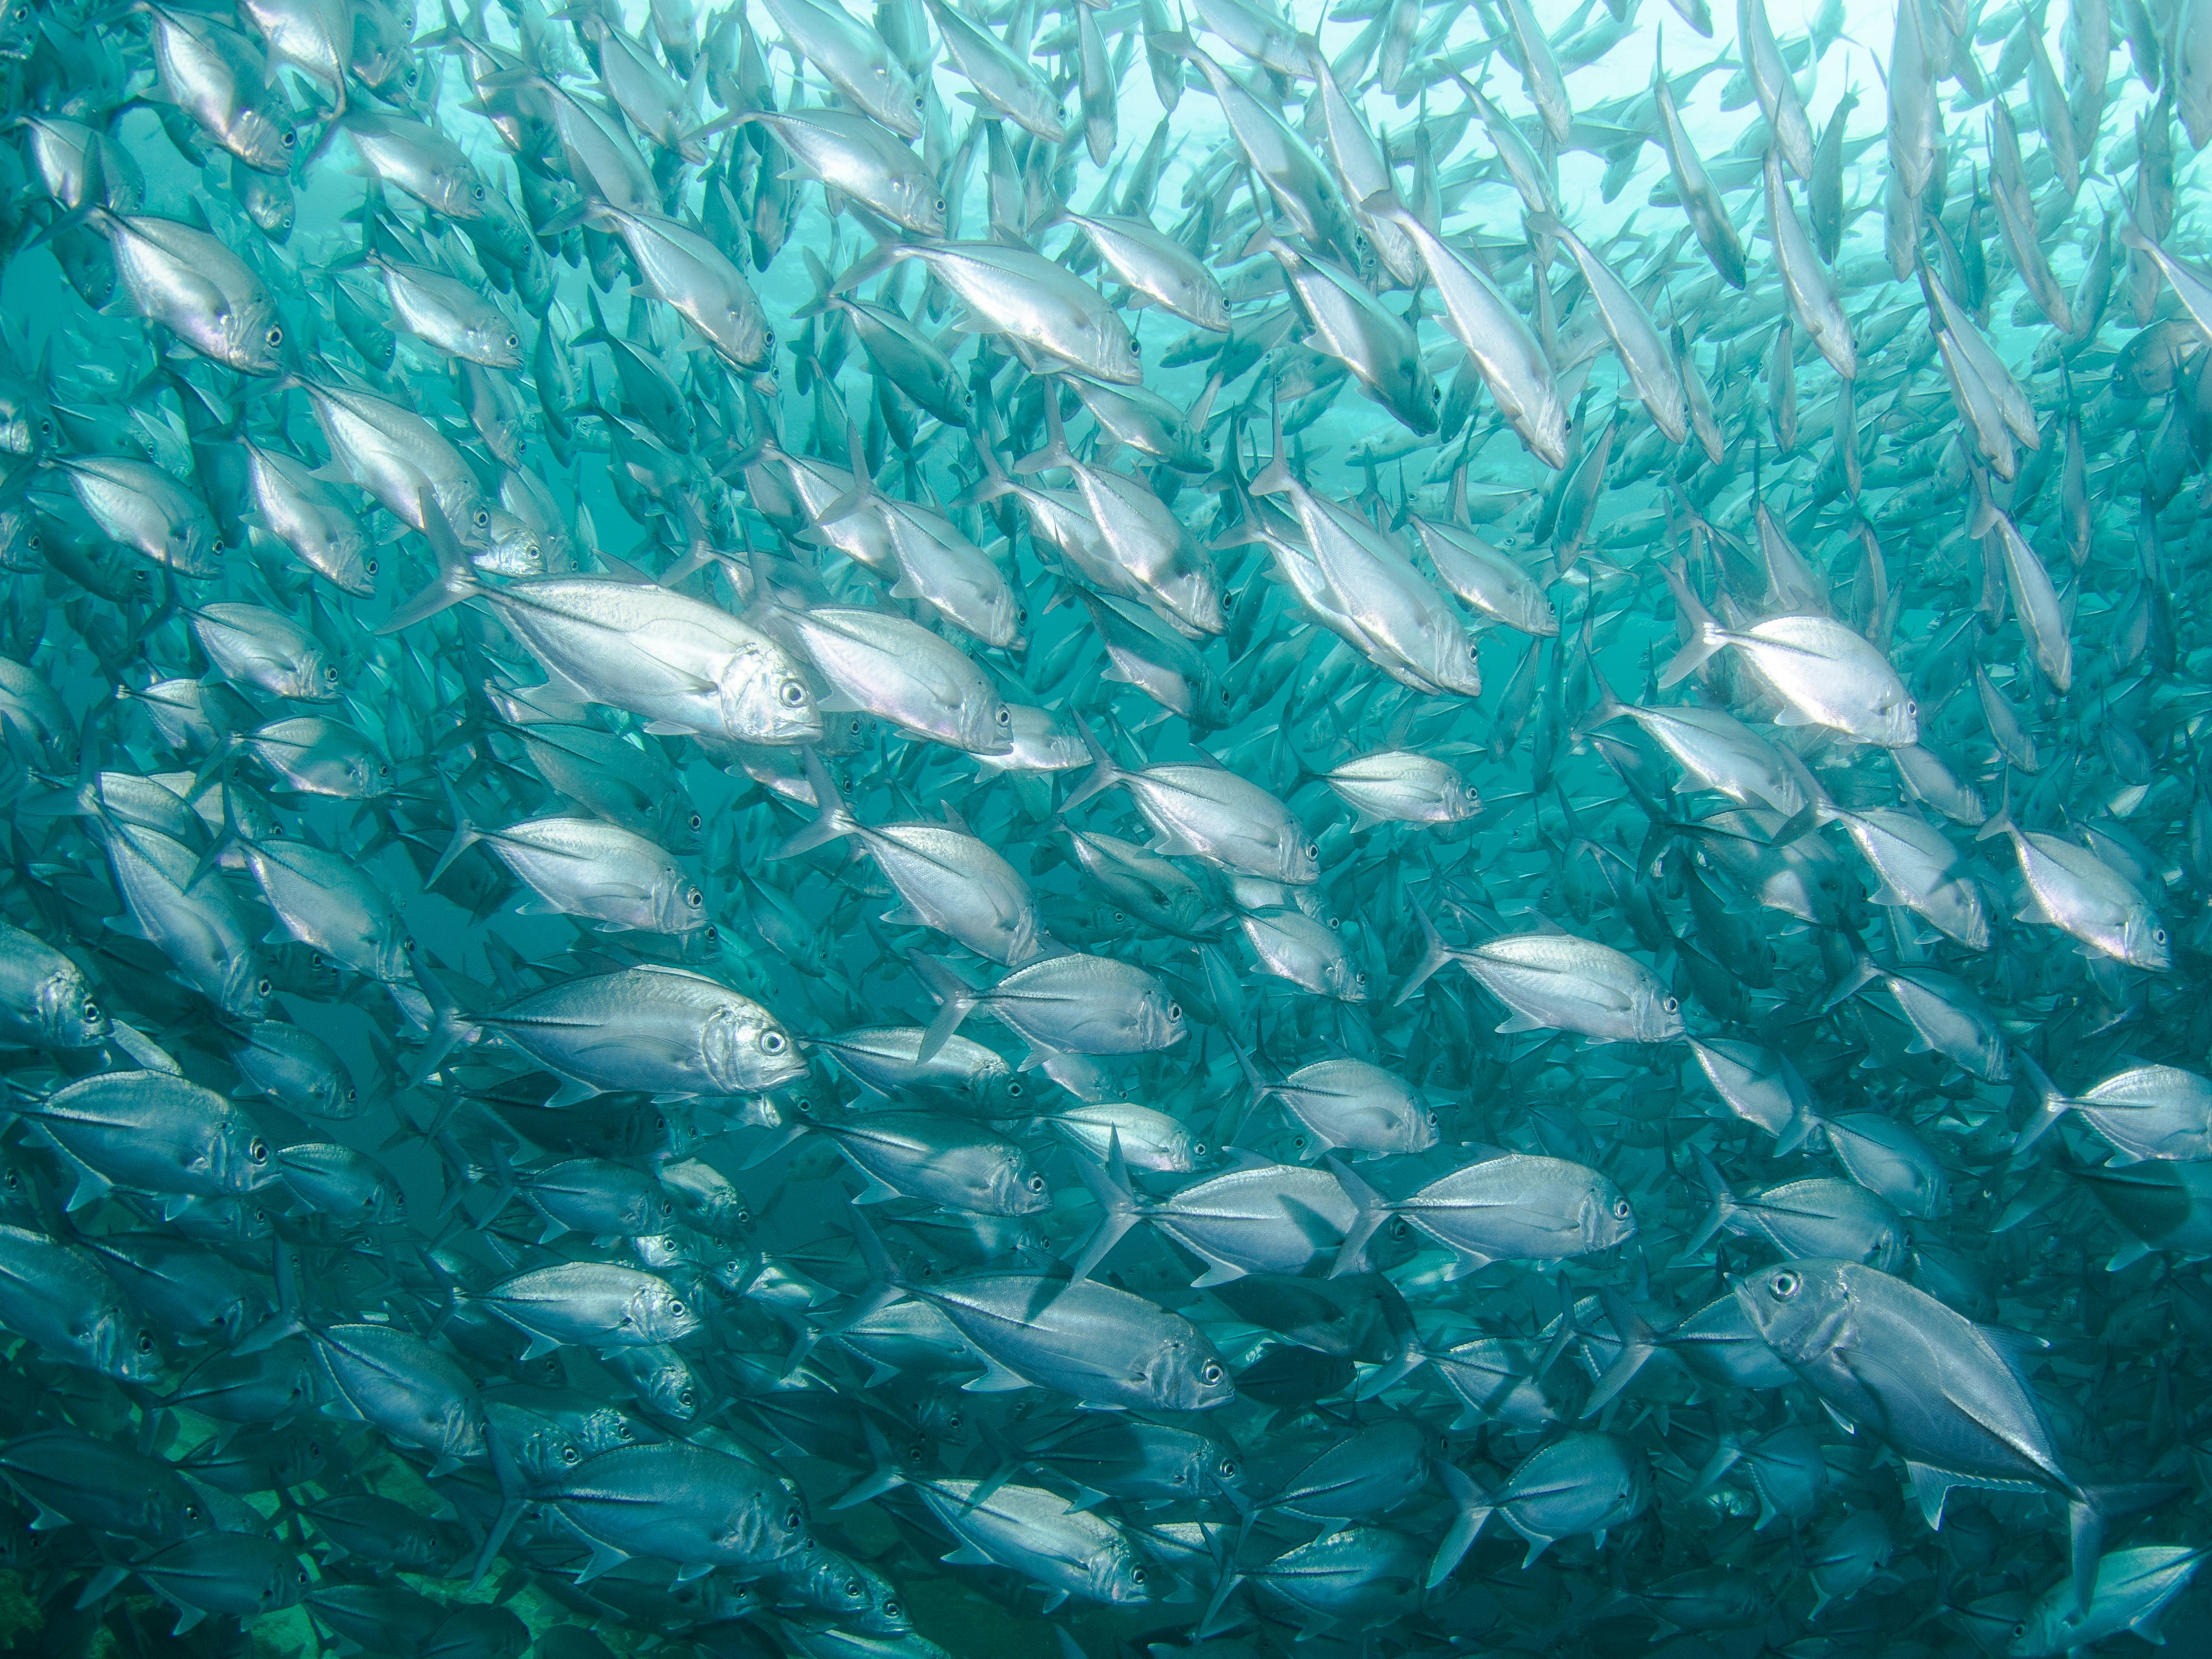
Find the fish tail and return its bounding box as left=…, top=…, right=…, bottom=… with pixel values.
left=1390, top=894, right=1458, bottom=1006
left=1579, top=1287, right=1663, bottom=1421
left=1066, top=1130, right=1141, bottom=1282
left=379, top=493, right=485, bottom=634
left=2008, top=1050, right=2074, bottom=1153
left=426, top=773, right=486, bottom=889
left=1655, top=558, right=1727, bottom=688
left=1057, top=715, right=1126, bottom=814
left=909, top=955, right=981, bottom=1061
left=1427, top=1460, right=1494, bottom=1587
left=1324, top=1153, right=1392, bottom=1277
left=775, top=750, right=863, bottom=858
left=1683, top=1146, right=1736, bottom=1255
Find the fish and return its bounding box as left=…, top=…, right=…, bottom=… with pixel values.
left=0, top=0, right=2198, bottom=1652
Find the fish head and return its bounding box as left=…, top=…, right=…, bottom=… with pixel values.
left=619, top=1346, right=702, bottom=1419
left=1278, top=829, right=1322, bottom=886
left=992, top=1145, right=1053, bottom=1215
left=230, top=104, right=299, bottom=179
left=1634, top=977, right=1685, bottom=1043
left=1090, top=1542, right=1156, bottom=1604
left=727, top=653, right=823, bottom=748
left=704, top=1002, right=808, bottom=1095
left=970, top=1066, right=1028, bottom=1119
left=38, top=961, right=109, bottom=1049
left=1731, top=1258, right=1856, bottom=1365
left=654, top=869, right=711, bottom=935
left=1581, top=1179, right=1638, bottom=1252
left=632, top=1278, right=704, bottom=1345
left=1095, top=314, right=1145, bottom=386
left=1139, top=983, right=1187, bottom=1051
left=2119, top=904, right=2173, bottom=972
left=960, top=689, right=1017, bottom=758
left=220, top=956, right=276, bottom=1023
left=0, top=0, right=36, bottom=59
left=901, top=178, right=949, bottom=239
left=99, top=1303, right=167, bottom=1384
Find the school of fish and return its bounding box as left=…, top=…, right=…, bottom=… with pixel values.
left=1, top=0, right=2210, bottom=1650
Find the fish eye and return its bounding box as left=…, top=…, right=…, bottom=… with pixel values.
left=1131, top=1567, right=1147, bottom=1585
left=688, top=813, right=703, bottom=831
left=1201, top=1361, right=1222, bottom=1384
left=1166, top=1002, right=1182, bottom=1021
left=562, top=1445, right=580, bottom=1464
left=1025, top=1172, right=1048, bottom=1193
left=669, top=1299, right=685, bottom=1316
left=472, top=183, right=486, bottom=199
left=505, top=332, right=519, bottom=348
left=1304, top=842, right=1318, bottom=860
left=365, top=558, right=378, bottom=575
left=678, top=1387, right=696, bottom=1406
left=884, top=1602, right=901, bottom=1618
left=281, top=129, right=295, bottom=147
left=138, top=1331, right=154, bottom=1353
left=1612, top=1197, right=1631, bottom=1219
left=266, top=325, right=284, bottom=346
left=1770, top=1270, right=1801, bottom=1300
left=1005, top=1081, right=1022, bottom=1097
left=780, top=680, right=808, bottom=707
left=913, top=93, right=924, bottom=108
left=686, top=887, right=703, bottom=906
left=257, top=977, right=274, bottom=996
left=784, top=1507, right=802, bottom=1529
left=760, top=1030, right=788, bottom=1053
left=1662, top=996, right=1679, bottom=1013
left=996, top=707, right=1011, bottom=724
left=934, top=198, right=946, bottom=215
left=83, top=999, right=98, bottom=1022
left=249, top=1138, right=269, bottom=1163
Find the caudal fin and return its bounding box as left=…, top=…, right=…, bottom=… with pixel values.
left=1390, top=895, right=1460, bottom=1006
left=1065, top=1131, right=1141, bottom=1282
left=379, top=492, right=485, bottom=634
left=1057, top=714, right=1127, bottom=814
left=774, top=750, right=862, bottom=859
left=1682, top=1146, right=1738, bottom=1255
left=1325, top=1153, right=1394, bottom=1277
left=2009, top=1050, right=2074, bottom=1154
left=1428, top=1461, right=1495, bottom=1587
left=1654, top=558, right=1728, bottom=689
left=910, top=954, right=982, bottom=1061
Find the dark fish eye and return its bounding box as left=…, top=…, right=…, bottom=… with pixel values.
left=780, top=680, right=808, bottom=707
left=669, top=1300, right=684, bottom=1316
left=1027, top=1173, right=1045, bottom=1192
left=249, top=1139, right=269, bottom=1163
left=1166, top=1003, right=1181, bottom=1021
left=138, top=1332, right=154, bottom=1353
left=257, top=977, right=273, bottom=996
left=761, top=1030, right=788, bottom=1053
left=686, top=888, right=703, bottom=906
left=996, top=707, right=1011, bottom=724
left=473, top=183, right=486, bottom=199
left=281, top=130, right=294, bottom=146
left=365, top=558, right=379, bottom=574
left=1131, top=1567, right=1146, bottom=1585
left=688, top=813, right=703, bottom=832
left=83, top=999, right=98, bottom=1022
left=679, top=1388, right=695, bottom=1406
left=505, top=332, right=518, bottom=347
left=266, top=325, right=283, bottom=345
left=2155, top=929, right=2169, bottom=946
left=1662, top=996, right=1680, bottom=1013
left=562, top=1445, right=580, bottom=1464
left=1004, top=1082, right=1021, bottom=1097
left=1770, top=1270, right=1801, bottom=1300
left=1192, top=1142, right=1207, bottom=1158
left=784, top=1507, right=802, bottom=1529
left=1613, top=1197, right=1631, bottom=1219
